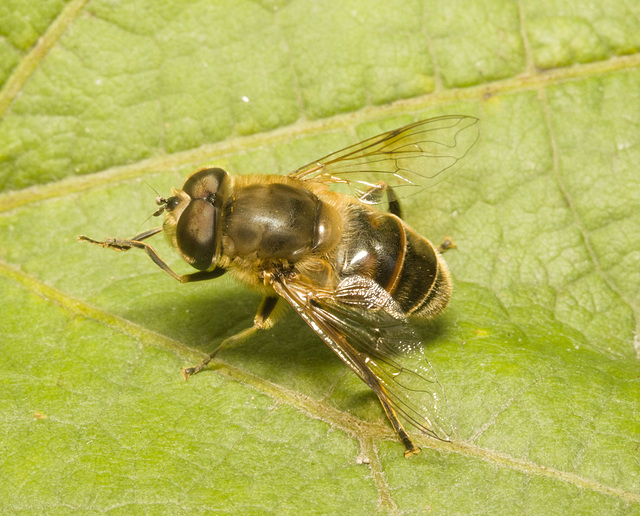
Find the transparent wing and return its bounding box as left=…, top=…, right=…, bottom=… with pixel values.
left=270, top=273, right=454, bottom=441
left=289, top=115, right=478, bottom=202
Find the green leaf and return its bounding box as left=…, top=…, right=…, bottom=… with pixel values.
left=1, top=0, right=639, bottom=513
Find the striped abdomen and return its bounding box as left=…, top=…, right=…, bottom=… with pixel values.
left=336, top=205, right=451, bottom=318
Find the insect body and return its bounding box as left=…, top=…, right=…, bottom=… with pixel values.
left=80, top=115, right=478, bottom=456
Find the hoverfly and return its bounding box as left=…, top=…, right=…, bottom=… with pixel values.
left=80, top=115, right=479, bottom=456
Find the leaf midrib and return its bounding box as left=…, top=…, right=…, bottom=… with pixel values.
left=1, top=259, right=637, bottom=505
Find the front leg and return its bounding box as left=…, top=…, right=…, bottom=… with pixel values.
left=78, top=231, right=225, bottom=283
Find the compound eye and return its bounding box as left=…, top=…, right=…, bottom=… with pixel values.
left=183, top=168, right=228, bottom=201
left=176, top=199, right=217, bottom=270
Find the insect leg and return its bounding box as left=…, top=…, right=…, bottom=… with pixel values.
left=79, top=227, right=163, bottom=247
left=348, top=353, right=422, bottom=455
left=437, top=237, right=456, bottom=253
left=383, top=183, right=402, bottom=219
left=181, top=295, right=280, bottom=379
left=78, top=233, right=225, bottom=283
left=354, top=358, right=421, bottom=456
left=129, top=227, right=164, bottom=241
left=377, top=392, right=421, bottom=457
left=344, top=352, right=423, bottom=456
left=358, top=182, right=403, bottom=219
left=268, top=274, right=422, bottom=456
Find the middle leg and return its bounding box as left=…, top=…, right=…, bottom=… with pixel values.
left=181, top=295, right=281, bottom=378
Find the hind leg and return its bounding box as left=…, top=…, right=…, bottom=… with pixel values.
left=358, top=181, right=403, bottom=218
